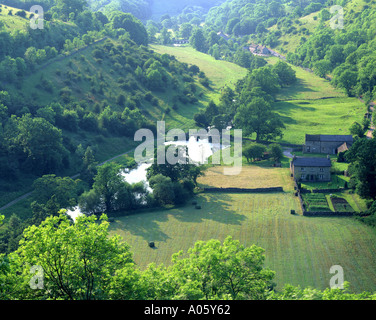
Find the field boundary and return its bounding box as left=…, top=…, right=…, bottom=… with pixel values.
left=203, top=187, right=284, bottom=193
left=303, top=211, right=354, bottom=217
left=293, top=180, right=357, bottom=217
left=243, top=138, right=303, bottom=149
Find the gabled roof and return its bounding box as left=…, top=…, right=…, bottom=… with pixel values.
left=292, top=157, right=331, bottom=167
left=305, top=134, right=353, bottom=143
left=337, top=142, right=350, bottom=153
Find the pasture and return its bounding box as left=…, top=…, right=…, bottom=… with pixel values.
left=273, top=97, right=366, bottom=145
left=150, top=45, right=248, bottom=98
left=109, top=191, right=376, bottom=293
left=197, top=165, right=295, bottom=192
left=266, top=56, right=347, bottom=101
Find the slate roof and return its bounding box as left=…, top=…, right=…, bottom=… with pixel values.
left=305, top=134, right=353, bottom=143
left=292, top=157, right=332, bottom=167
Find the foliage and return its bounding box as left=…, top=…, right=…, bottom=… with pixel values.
left=345, top=138, right=376, bottom=200
left=32, top=174, right=81, bottom=209
left=242, top=143, right=267, bottom=163
left=3, top=213, right=138, bottom=300
left=234, top=96, right=285, bottom=141
left=167, top=237, right=275, bottom=300
left=268, top=143, right=283, bottom=162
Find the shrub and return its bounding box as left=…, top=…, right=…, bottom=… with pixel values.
left=15, top=10, right=26, bottom=18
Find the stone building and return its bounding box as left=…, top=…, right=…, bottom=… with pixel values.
left=290, top=156, right=332, bottom=182
left=303, top=134, right=353, bottom=155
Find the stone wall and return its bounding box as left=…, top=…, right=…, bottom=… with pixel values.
left=203, top=187, right=284, bottom=193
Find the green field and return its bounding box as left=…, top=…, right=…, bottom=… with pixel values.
left=109, top=191, right=376, bottom=293
left=273, top=97, right=365, bottom=144
left=150, top=45, right=248, bottom=100
left=266, top=56, right=346, bottom=101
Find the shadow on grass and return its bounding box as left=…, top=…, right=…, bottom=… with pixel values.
left=109, top=211, right=172, bottom=243
left=173, top=193, right=247, bottom=225
left=277, top=78, right=317, bottom=100
left=274, top=100, right=316, bottom=114
left=109, top=193, right=247, bottom=242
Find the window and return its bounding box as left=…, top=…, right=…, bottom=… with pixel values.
left=301, top=167, right=305, bottom=171
left=319, top=168, right=324, bottom=172
left=319, top=174, right=324, bottom=180
left=301, top=174, right=306, bottom=180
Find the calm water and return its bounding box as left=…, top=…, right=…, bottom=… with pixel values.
left=67, top=137, right=226, bottom=220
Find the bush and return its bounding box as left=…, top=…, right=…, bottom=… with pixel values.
left=15, top=10, right=26, bottom=18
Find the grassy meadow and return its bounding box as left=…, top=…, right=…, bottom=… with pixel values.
left=266, top=56, right=347, bottom=101
left=109, top=190, right=376, bottom=293
left=150, top=45, right=248, bottom=100
left=197, top=165, right=295, bottom=192
left=273, top=97, right=365, bottom=144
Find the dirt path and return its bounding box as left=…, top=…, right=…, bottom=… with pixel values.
left=283, top=147, right=294, bottom=159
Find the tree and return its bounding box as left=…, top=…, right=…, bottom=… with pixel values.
left=268, top=143, right=283, bottom=163
left=313, top=60, right=332, bottom=78
left=349, top=122, right=365, bottom=138
left=225, top=18, right=240, bottom=34
left=243, top=143, right=267, bottom=162
left=337, top=70, right=358, bottom=96
left=6, top=213, right=140, bottom=300
left=160, top=28, right=171, bottom=45
left=110, top=12, right=148, bottom=46
left=245, top=66, right=280, bottom=96
left=168, top=237, right=275, bottom=300
left=234, top=97, right=285, bottom=141
left=190, top=28, right=207, bottom=53
left=345, top=139, right=376, bottom=199
left=54, top=0, right=87, bottom=20
left=148, top=174, right=175, bottom=205
left=80, top=146, right=97, bottom=185
left=32, top=175, right=81, bottom=209
left=272, top=61, right=297, bottom=86
left=180, top=23, right=193, bottom=39
left=146, top=69, right=163, bottom=91
left=91, top=162, right=127, bottom=213
left=4, top=114, right=68, bottom=173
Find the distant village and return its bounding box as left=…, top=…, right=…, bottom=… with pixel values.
left=173, top=31, right=286, bottom=59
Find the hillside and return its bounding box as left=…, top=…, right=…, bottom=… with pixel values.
left=2, top=0, right=376, bottom=301
left=85, top=0, right=225, bottom=20
left=151, top=44, right=248, bottom=100
left=0, top=4, right=32, bottom=31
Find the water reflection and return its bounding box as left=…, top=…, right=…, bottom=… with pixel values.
left=67, top=137, right=226, bottom=221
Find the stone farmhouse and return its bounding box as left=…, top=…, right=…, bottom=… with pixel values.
left=249, top=44, right=271, bottom=55
left=303, top=134, right=353, bottom=155
left=290, top=156, right=332, bottom=182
